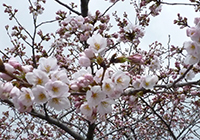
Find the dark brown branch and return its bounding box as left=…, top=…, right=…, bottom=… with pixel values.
left=30, top=110, right=85, bottom=140
left=160, top=2, right=198, bottom=6
left=171, top=65, right=193, bottom=87
left=55, top=0, right=81, bottom=16
left=1, top=99, right=84, bottom=140
left=81, top=0, right=89, bottom=17
left=86, top=122, right=95, bottom=140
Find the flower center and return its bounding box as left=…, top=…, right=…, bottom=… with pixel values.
left=94, top=43, right=100, bottom=50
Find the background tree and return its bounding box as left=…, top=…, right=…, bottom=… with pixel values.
left=1, top=0, right=200, bottom=139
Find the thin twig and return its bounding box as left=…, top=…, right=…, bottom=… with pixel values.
left=160, top=2, right=198, bottom=6
left=54, top=0, right=81, bottom=16
left=100, top=0, right=119, bottom=18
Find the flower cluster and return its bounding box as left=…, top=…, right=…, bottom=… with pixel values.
left=119, top=23, right=145, bottom=45
left=78, top=69, right=130, bottom=121
left=79, top=34, right=107, bottom=67
left=0, top=57, right=71, bottom=112
left=184, top=17, right=200, bottom=65
left=132, top=75, right=158, bottom=90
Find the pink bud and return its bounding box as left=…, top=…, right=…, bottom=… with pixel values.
left=84, top=48, right=95, bottom=58
left=128, top=54, right=144, bottom=64
left=78, top=56, right=91, bottom=67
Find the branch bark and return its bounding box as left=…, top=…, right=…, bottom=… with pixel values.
left=30, top=110, right=85, bottom=140
left=80, top=0, right=89, bottom=17
left=86, top=122, right=95, bottom=140
left=1, top=99, right=85, bottom=140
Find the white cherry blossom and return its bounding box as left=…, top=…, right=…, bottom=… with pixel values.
left=86, top=86, right=106, bottom=107
left=25, top=69, right=49, bottom=86
left=141, top=75, right=158, bottom=89
left=45, top=80, right=70, bottom=98
left=38, top=57, right=58, bottom=73
left=87, top=34, right=107, bottom=54
left=32, top=85, right=49, bottom=104
left=47, top=95, right=71, bottom=111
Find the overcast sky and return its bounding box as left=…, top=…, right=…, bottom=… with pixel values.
left=0, top=0, right=199, bottom=57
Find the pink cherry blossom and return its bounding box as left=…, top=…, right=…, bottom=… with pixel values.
left=79, top=55, right=91, bottom=67
left=0, top=82, right=13, bottom=100
left=18, top=87, right=34, bottom=106
left=8, top=57, right=21, bottom=69
left=84, top=48, right=95, bottom=58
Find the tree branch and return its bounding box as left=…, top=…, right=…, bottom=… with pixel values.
left=55, top=0, right=81, bottom=16
left=86, top=122, right=95, bottom=140
left=81, top=0, right=89, bottom=17
left=140, top=97, right=177, bottom=140
left=30, top=110, right=85, bottom=140
left=1, top=99, right=84, bottom=140
left=160, top=1, right=198, bottom=6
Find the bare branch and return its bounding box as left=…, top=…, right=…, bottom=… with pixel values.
left=54, top=0, right=81, bottom=16
left=160, top=1, right=198, bottom=6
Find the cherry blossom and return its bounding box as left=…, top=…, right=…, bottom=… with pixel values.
left=80, top=102, right=93, bottom=118
left=32, top=85, right=49, bottom=104
left=38, top=57, right=58, bottom=73
left=47, top=95, right=71, bottom=111
left=141, top=75, right=158, bottom=89
left=0, top=82, right=13, bottom=100
left=25, top=69, right=49, bottom=86
left=111, top=70, right=130, bottom=90
left=45, top=80, right=69, bottom=98
left=97, top=99, right=115, bottom=116
left=86, top=85, right=106, bottom=107
left=87, top=34, right=107, bottom=54
left=18, top=87, right=34, bottom=107
left=78, top=55, right=91, bottom=67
